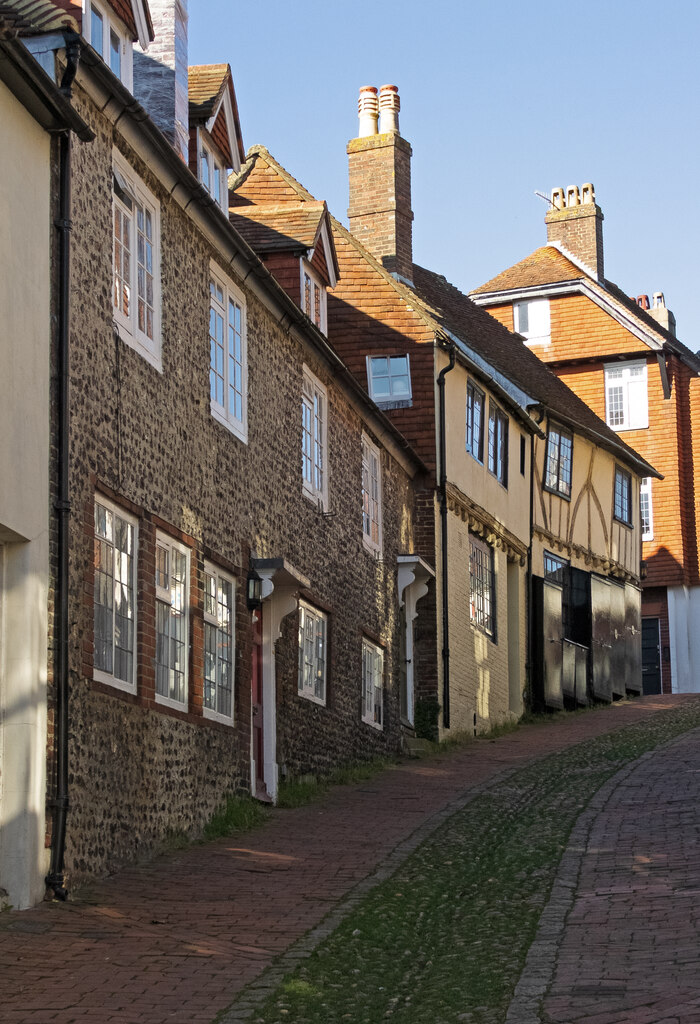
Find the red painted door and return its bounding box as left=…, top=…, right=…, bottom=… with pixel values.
left=251, top=610, right=265, bottom=796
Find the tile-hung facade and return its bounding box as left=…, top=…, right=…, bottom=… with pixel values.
left=471, top=184, right=698, bottom=696
left=13, top=1, right=425, bottom=896
left=230, top=87, right=657, bottom=735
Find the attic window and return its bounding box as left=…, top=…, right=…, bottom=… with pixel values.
left=301, top=262, right=327, bottom=334
left=199, top=135, right=227, bottom=208
left=514, top=298, right=550, bottom=345
left=85, top=1, right=132, bottom=89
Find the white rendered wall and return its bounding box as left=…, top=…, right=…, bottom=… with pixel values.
left=668, top=586, right=700, bottom=694
left=0, top=80, right=51, bottom=908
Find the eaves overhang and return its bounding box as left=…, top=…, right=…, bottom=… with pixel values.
left=528, top=402, right=662, bottom=481
left=472, top=279, right=700, bottom=374
left=47, top=40, right=424, bottom=480
left=439, top=329, right=544, bottom=439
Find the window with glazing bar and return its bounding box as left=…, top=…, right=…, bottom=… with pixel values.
left=614, top=467, right=633, bottom=525
left=361, top=435, right=382, bottom=554
left=544, top=424, right=573, bottom=497
left=469, top=534, right=495, bottom=637
left=155, top=535, right=189, bottom=708
left=487, top=404, right=508, bottom=485
left=210, top=268, right=247, bottom=441
left=298, top=601, right=327, bottom=704
left=203, top=564, right=235, bottom=722
left=302, top=366, right=328, bottom=508
left=466, top=379, right=485, bottom=462
left=93, top=498, right=137, bottom=692
left=362, top=638, right=384, bottom=729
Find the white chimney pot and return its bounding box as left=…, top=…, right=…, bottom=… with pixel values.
left=378, top=84, right=400, bottom=133
left=358, top=86, right=379, bottom=138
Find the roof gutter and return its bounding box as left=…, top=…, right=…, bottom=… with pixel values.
left=72, top=50, right=423, bottom=476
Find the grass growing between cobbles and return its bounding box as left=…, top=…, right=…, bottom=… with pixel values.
left=248, top=701, right=700, bottom=1024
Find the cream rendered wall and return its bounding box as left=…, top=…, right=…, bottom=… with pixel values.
left=437, top=355, right=529, bottom=736
left=532, top=428, right=641, bottom=581
left=442, top=359, right=530, bottom=545
left=0, top=80, right=51, bottom=909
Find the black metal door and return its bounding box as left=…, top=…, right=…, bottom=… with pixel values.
left=641, top=617, right=662, bottom=695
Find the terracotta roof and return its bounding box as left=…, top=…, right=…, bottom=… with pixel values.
left=231, top=147, right=658, bottom=478
left=472, top=244, right=700, bottom=369
left=188, top=63, right=229, bottom=119
left=471, top=246, right=584, bottom=294
left=0, top=0, right=78, bottom=33
left=229, top=201, right=328, bottom=253
left=411, top=265, right=658, bottom=476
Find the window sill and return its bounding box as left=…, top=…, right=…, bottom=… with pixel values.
left=302, top=485, right=327, bottom=512
left=543, top=484, right=571, bottom=502
left=203, top=706, right=235, bottom=726
left=298, top=690, right=326, bottom=707
left=470, top=619, right=496, bottom=643
left=93, top=669, right=137, bottom=695
left=374, top=398, right=412, bottom=412
left=115, top=317, right=163, bottom=373
left=211, top=403, right=248, bottom=444
left=362, top=537, right=382, bottom=558
left=362, top=716, right=383, bottom=731
left=613, top=515, right=634, bottom=529
left=155, top=692, right=188, bottom=713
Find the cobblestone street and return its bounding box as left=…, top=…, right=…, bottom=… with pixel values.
left=3, top=695, right=700, bottom=1024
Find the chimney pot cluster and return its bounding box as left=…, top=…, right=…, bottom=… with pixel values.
left=653, top=292, right=666, bottom=308
left=636, top=294, right=650, bottom=310
left=357, top=84, right=400, bottom=136
left=550, top=182, right=596, bottom=209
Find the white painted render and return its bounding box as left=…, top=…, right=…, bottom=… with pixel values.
left=0, top=79, right=51, bottom=909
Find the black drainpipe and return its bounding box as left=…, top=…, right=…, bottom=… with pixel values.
left=46, top=33, right=81, bottom=902
left=525, top=407, right=546, bottom=710
left=437, top=343, right=457, bottom=729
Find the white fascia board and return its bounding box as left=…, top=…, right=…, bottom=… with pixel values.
left=443, top=328, right=537, bottom=412
left=130, top=1, right=151, bottom=48
left=207, top=86, right=240, bottom=173
left=472, top=279, right=665, bottom=353
left=308, top=219, right=337, bottom=288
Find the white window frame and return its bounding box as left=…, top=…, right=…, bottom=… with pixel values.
left=469, top=533, right=495, bottom=639
left=514, top=298, right=550, bottom=345
left=93, top=497, right=138, bottom=694
left=487, top=402, right=508, bottom=487
left=298, top=601, right=327, bottom=705
left=366, top=353, right=412, bottom=408
left=361, top=434, right=382, bottom=556
left=640, top=477, right=653, bottom=541
left=203, top=562, right=235, bottom=724
left=84, top=1, right=133, bottom=89
left=614, top=467, right=633, bottom=526
left=112, top=150, right=162, bottom=371
left=302, top=365, right=328, bottom=510
left=544, top=423, right=573, bottom=498
left=155, top=533, right=190, bottom=711
left=209, top=265, right=248, bottom=443
left=300, top=261, right=327, bottom=334
left=199, top=134, right=228, bottom=209
left=604, top=360, right=649, bottom=431
left=362, top=637, right=384, bottom=730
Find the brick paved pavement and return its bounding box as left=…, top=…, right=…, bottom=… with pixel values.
left=507, top=711, right=700, bottom=1024
left=1, top=695, right=696, bottom=1024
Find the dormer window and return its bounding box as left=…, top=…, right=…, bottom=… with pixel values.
left=514, top=298, right=550, bottom=345
left=301, top=262, right=327, bottom=334
left=199, top=135, right=228, bottom=208
left=85, top=1, right=133, bottom=89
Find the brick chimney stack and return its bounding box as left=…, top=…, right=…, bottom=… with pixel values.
left=545, top=182, right=605, bottom=281
left=347, top=84, right=414, bottom=283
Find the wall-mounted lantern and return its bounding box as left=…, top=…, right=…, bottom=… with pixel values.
left=246, top=566, right=263, bottom=610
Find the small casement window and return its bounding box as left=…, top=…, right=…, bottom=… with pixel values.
left=514, top=298, right=550, bottom=344
left=199, top=137, right=227, bottom=208
left=614, top=467, right=633, bottom=526
left=362, top=637, right=384, bottom=729
left=155, top=535, right=190, bottom=709
left=301, top=366, right=328, bottom=509
left=466, top=379, right=485, bottom=462
left=487, top=403, right=508, bottom=486
left=300, top=262, right=327, bottom=333
left=113, top=153, right=161, bottom=369
left=93, top=498, right=137, bottom=693
left=640, top=477, right=653, bottom=541
left=209, top=268, right=247, bottom=442
left=366, top=354, right=412, bottom=409
left=298, top=601, right=327, bottom=705
left=469, top=534, right=495, bottom=638
left=88, top=2, right=132, bottom=87
left=203, top=564, right=235, bottom=723
left=361, top=435, right=382, bottom=554
left=544, top=424, right=573, bottom=498
left=604, top=360, right=648, bottom=431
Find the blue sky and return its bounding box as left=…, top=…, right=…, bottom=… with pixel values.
left=189, top=1, right=700, bottom=348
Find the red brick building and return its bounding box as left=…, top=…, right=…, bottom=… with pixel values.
left=471, top=185, right=700, bottom=694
